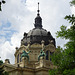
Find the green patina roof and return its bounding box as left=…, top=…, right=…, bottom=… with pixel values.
left=38, top=49, right=46, bottom=61
left=0, top=60, right=3, bottom=65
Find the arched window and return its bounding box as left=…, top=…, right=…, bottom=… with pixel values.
left=20, top=53, right=22, bottom=62
left=46, top=51, right=49, bottom=60
left=17, top=54, right=19, bottom=63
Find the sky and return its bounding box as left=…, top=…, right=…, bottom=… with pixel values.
left=0, top=0, right=75, bottom=64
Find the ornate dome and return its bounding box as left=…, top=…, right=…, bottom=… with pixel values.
left=21, top=3, right=56, bottom=46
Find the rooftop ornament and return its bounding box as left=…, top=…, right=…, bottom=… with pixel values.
left=38, top=49, right=46, bottom=61
left=21, top=50, right=31, bottom=60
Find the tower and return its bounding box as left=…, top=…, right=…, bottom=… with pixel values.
left=1, top=2, right=56, bottom=75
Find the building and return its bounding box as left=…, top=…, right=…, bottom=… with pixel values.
left=0, top=3, right=56, bottom=75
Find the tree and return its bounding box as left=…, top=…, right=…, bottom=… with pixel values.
left=70, top=0, right=75, bottom=6
left=49, top=0, right=75, bottom=75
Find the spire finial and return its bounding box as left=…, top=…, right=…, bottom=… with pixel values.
left=34, top=2, right=42, bottom=28
left=37, top=2, right=40, bottom=16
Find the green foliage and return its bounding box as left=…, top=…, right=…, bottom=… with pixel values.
left=65, top=14, right=75, bottom=25
left=51, top=46, right=63, bottom=66
left=70, top=0, right=75, bottom=6
left=49, top=8, right=75, bottom=75
left=49, top=69, right=58, bottom=75
left=63, top=69, right=75, bottom=75
left=3, top=71, right=9, bottom=75
left=56, top=15, right=75, bottom=40
left=56, top=25, right=67, bottom=39
left=0, top=60, right=3, bottom=65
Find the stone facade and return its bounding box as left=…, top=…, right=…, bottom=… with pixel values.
left=2, top=42, right=56, bottom=75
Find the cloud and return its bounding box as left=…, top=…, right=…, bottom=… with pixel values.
left=0, top=41, right=14, bottom=63
left=0, top=37, right=6, bottom=44
left=0, top=0, right=72, bottom=64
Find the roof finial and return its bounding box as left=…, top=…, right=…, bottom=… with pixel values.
left=34, top=2, right=42, bottom=28
left=37, top=2, right=40, bottom=16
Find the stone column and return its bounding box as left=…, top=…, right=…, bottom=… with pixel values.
left=39, top=56, right=45, bottom=67
left=22, top=57, right=28, bottom=67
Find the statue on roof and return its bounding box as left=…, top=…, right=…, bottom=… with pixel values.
left=38, top=49, right=46, bottom=61
left=21, top=50, right=31, bottom=60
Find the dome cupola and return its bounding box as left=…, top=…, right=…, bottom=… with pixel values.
left=21, top=2, right=56, bottom=46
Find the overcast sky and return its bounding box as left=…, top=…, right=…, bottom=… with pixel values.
left=0, top=0, right=75, bottom=64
